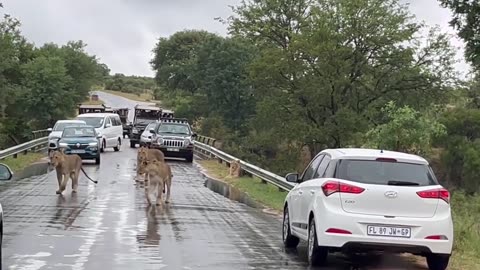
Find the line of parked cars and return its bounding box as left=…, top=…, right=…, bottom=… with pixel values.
left=47, top=113, right=123, bottom=164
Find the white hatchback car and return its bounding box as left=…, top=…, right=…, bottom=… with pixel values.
left=283, top=148, right=453, bottom=270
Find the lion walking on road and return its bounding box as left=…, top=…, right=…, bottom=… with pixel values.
left=136, top=146, right=165, bottom=181
left=141, top=159, right=173, bottom=205
left=50, top=150, right=83, bottom=194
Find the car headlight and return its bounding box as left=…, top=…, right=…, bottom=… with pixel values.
left=59, top=143, right=68, bottom=148
left=156, top=137, right=163, bottom=145
left=49, top=136, right=59, bottom=141
left=88, top=142, right=98, bottom=147
left=184, top=138, right=191, bottom=145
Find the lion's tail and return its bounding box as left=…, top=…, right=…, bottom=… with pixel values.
left=80, top=167, right=98, bottom=184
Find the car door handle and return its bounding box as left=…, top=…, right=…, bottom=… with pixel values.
left=310, top=190, right=315, bottom=195
left=298, top=190, right=303, bottom=195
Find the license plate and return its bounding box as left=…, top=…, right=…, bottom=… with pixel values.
left=167, top=148, right=179, bottom=152
left=367, top=225, right=411, bottom=238
left=70, top=149, right=85, bottom=154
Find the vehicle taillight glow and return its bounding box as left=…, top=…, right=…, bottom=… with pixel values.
left=425, top=235, right=448, bottom=240
left=326, top=228, right=352, bottom=234
left=322, top=181, right=365, bottom=196
left=416, top=188, right=450, bottom=204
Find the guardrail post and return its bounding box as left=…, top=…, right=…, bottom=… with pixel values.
left=261, top=179, right=267, bottom=184
left=13, top=153, right=17, bottom=159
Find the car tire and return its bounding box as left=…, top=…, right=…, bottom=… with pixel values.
left=100, top=140, right=106, bottom=153
left=308, top=217, right=328, bottom=266
left=114, top=139, right=121, bottom=152
left=95, top=156, right=101, bottom=165
left=130, top=141, right=136, bottom=148
left=282, top=206, right=299, bottom=248
left=186, top=152, right=194, bottom=163
left=426, top=254, right=450, bottom=270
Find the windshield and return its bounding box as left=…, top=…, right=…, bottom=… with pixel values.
left=157, top=123, right=190, bottom=135
left=53, top=122, right=85, bottom=131
left=76, top=117, right=104, bottom=128
left=335, top=159, right=437, bottom=186
left=145, top=122, right=157, bottom=131
left=62, top=127, right=96, bottom=138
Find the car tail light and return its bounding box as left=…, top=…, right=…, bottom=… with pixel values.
left=326, top=228, right=352, bottom=234
left=322, top=181, right=365, bottom=196
left=425, top=235, right=448, bottom=240
left=416, top=188, right=450, bottom=204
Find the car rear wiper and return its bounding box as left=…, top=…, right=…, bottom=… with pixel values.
left=387, top=180, right=420, bottom=186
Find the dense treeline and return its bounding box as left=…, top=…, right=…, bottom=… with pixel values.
left=104, top=73, right=155, bottom=95
left=0, top=8, right=108, bottom=148
left=151, top=0, right=480, bottom=192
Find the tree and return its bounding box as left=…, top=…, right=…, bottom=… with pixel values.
left=439, top=108, right=480, bottom=192
left=194, top=37, right=257, bottom=132
left=150, top=30, right=219, bottom=93
left=0, top=11, right=109, bottom=147
left=439, top=0, right=480, bottom=69
left=20, top=56, right=71, bottom=129
left=364, top=101, right=446, bottom=155
left=228, top=0, right=457, bottom=149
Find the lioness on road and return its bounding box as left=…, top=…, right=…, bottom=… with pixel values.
left=141, top=159, right=173, bottom=205
left=50, top=150, right=83, bottom=194
left=136, top=146, right=165, bottom=181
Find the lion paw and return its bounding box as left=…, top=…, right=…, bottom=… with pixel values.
left=72, top=189, right=77, bottom=193
left=56, top=190, right=62, bottom=194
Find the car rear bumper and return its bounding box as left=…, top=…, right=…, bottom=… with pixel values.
left=130, top=133, right=141, bottom=142
left=314, top=208, right=454, bottom=255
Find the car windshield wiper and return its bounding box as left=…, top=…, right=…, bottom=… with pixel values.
left=387, top=180, right=420, bottom=186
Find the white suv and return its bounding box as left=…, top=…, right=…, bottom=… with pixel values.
left=283, top=148, right=453, bottom=270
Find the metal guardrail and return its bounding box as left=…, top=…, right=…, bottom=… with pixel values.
left=0, top=137, right=49, bottom=160
left=31, top=129, right=50, bottom=139
left=194, top=140, right=295, bottom=191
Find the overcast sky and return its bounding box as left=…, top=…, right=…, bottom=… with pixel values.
left=1, top=0, right=470, bottom=77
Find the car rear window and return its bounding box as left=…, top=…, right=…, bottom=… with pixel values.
left=335, top=159, right=438, bottom=186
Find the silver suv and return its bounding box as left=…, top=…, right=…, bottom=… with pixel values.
left=149, top=118, right=197, bottom=162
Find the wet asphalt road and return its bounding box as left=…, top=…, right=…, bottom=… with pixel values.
left=0, top=144, right=429, bottom=270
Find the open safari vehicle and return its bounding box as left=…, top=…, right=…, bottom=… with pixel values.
left=129, top=105, right=162, bottom=148
left=77, top=104, right=107, bottom=115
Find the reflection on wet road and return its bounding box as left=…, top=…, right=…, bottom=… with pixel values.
left=0, top=143, right=429, bottom=269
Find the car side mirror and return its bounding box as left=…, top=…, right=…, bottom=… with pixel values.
left=192, top=133, right=198, bottom=138
left=0, top=164, right=13, bottom=181
left=148, top=136, right=152, bottom=139
left=285, top=173, right=299, bottom=183
left=149, top=129, right=155, bottom=134
left=105, top=123, right=112, bottom=128
left=47, top=128, right=53, bottom=132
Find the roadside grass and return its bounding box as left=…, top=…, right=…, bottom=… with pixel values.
left=449, top=191, right=480, bottom=270
left=102, top=89, right=161, bottom=104
left=197, top=159, right=480, bottom=269
left=197, top=159, right=286, bottom=211
left=2, top=152, right=44, bottom=172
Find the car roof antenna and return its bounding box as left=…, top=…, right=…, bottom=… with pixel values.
left=380, top=149, right=384, bottom=153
